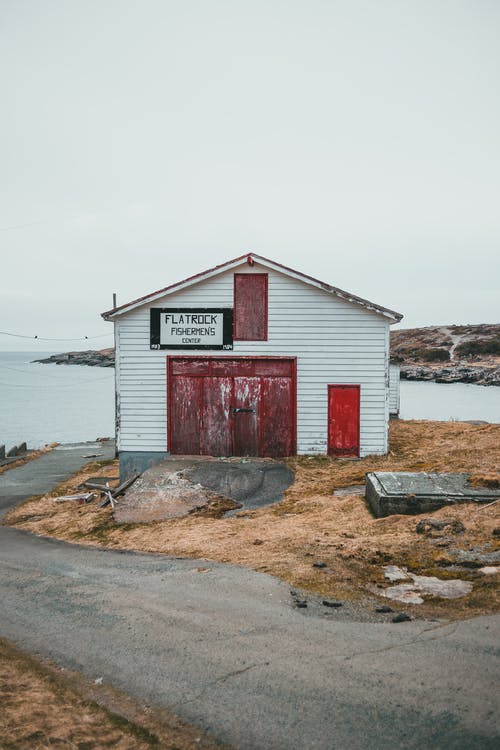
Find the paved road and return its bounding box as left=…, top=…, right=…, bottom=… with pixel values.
left=0, top=440, right=115, bottom=515
left=0, top=451, right=499, bottom=749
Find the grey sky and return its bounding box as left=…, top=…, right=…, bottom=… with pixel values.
left=1, top=0, right=499, bottom=350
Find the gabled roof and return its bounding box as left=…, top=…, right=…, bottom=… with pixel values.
left=101, top=252, right=403, bottom=322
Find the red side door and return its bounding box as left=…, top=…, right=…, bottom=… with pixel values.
left=328, top=385, right=360, bottom=457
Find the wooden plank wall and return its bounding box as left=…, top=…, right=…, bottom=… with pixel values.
left=389, top=363, right=400, bottom=416
left=115, top=263, right=390, bottom=456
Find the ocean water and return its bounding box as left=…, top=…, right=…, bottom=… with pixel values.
left=399, top=380, right=499, bottom=423
left=0, top=351, right=115, bottom=449
left=0, top=351, right=498, bottom=451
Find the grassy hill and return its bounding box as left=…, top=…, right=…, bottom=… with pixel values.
left=391, top=324, right=500, bottom=364
left=390, top=324, right=500, bottom=385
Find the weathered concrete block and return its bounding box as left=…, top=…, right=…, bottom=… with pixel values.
left=18, top=442, right=27, bottom=454
left=6, top=446, right=18, bottom=458
left=365, top=472, right=500, bottom=518
left=0, top=445, right=5, bottom=460
left=119, top=450, right=169, bottom=481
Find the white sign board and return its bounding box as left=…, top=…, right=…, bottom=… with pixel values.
left=161, top=311, right=223, bottom=347
left=150, top=308, right=233, bottom=350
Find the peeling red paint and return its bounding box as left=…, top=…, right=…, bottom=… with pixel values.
left=168, top=357, right=296, bottom=457
left=327, top=385, right=360, bottom=457
left=234, top=273, right=268, bottom=341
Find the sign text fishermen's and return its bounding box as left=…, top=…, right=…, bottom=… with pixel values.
left=150, top=308, right=233, bottom=350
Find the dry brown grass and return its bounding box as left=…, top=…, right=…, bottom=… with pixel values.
left=4, top=421, right=500, bottom=619
left=469, top=473, right=500, bottom=488
left=0, top=637, right=225, bottom=749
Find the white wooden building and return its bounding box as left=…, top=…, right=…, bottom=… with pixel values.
left=102, top=254, right=403, bottom=478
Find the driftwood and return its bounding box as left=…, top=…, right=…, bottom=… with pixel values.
left=83, top=473, right=141, bottom=508
left=101, top=488, right=116, bottom=509
left=475, top=498, right=500, bottom=512
left=84, top=481, right=114, bottom=491
left=54, top=492, right=95, bottom=504
left=112, top=474, right=141, bottom=497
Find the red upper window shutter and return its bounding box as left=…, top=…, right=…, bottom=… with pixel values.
left=234, top=273, right=268, bottom=341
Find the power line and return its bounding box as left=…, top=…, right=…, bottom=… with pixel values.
left=0, top=362, right=114, bottom=379
left=0, top=375, right=114, bottom=389
left=0, top=220, right=46, bottom=232
left=0, top=331, right=112, bottom=342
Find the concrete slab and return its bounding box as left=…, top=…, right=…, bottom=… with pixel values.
left=366, top=471, right=500, bottom=517
left=114, top=462, right=229, bottom=523
left=185, top=459, right=294, bottom=512
left=114, top=456, right=294, bottom=523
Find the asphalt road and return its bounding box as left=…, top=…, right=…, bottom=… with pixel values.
left=0, top=449, right=499, bottom=749
left=0, top=440, right=116, bottom=513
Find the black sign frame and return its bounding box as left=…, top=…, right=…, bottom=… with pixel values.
left=150, top=307, right=234, bottom=350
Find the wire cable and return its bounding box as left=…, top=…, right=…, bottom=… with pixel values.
left=0, top=362, right=114, bottom=380
left=0, top=220, right=47, bottom=232
left=0, top=331, right=112, bottom=341
left=0, top=375, right=114, bottom=388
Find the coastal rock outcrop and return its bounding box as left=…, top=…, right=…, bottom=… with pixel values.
left=33, top=348, right=115, bottom=368
left=401, top=364, right=500, bottom=386
left=392, top=323, right=500, bottom=386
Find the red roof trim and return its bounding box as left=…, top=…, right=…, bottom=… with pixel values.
left=252, top=255, right=402, bottom=320
left=101, top=252, right=403, bottom=322
left=101, top=253, right=249, bottom=318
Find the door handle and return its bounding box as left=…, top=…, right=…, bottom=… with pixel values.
left=232, top=407, right=256, bottom=414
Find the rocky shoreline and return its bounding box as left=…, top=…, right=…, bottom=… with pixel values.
left=33, top=346, right=500, bottom=385
left=33, top=349, right=115, bottom=368
left=401, top=364, right=500, bottom=386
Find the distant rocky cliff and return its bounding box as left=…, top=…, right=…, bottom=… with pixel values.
left=398, top=364, right=499, bottom=386
left=33, top=348, right=115, bottom=368
left=390, top=324, right=500, bottom=386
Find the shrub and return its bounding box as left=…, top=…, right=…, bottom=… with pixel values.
left=456, top=338, right=500, bottom=357
left=411, top=348, right=450, bottom=362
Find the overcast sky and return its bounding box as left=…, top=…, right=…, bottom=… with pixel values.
left=1, top=0, right=499, bottom=351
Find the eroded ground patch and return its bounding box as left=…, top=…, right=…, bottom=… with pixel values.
left=114, top=457, right=294, bottom=523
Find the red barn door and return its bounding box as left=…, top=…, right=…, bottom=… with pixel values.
left=168, top=357, right=296, bottom=457
left=328, top=385, right=360, bottom=457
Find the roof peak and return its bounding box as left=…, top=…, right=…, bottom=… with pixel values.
left=102, top=252, right=403, bottom=323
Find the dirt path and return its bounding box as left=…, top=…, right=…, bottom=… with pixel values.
left=438, top=325, right=464, bottom=361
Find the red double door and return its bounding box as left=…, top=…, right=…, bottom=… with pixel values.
left=168, top=357, right=296, bottom=457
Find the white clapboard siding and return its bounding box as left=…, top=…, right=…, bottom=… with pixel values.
left=114, top=262, right=391, bottom=456
left=389, top=363, right=401, bottom=416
